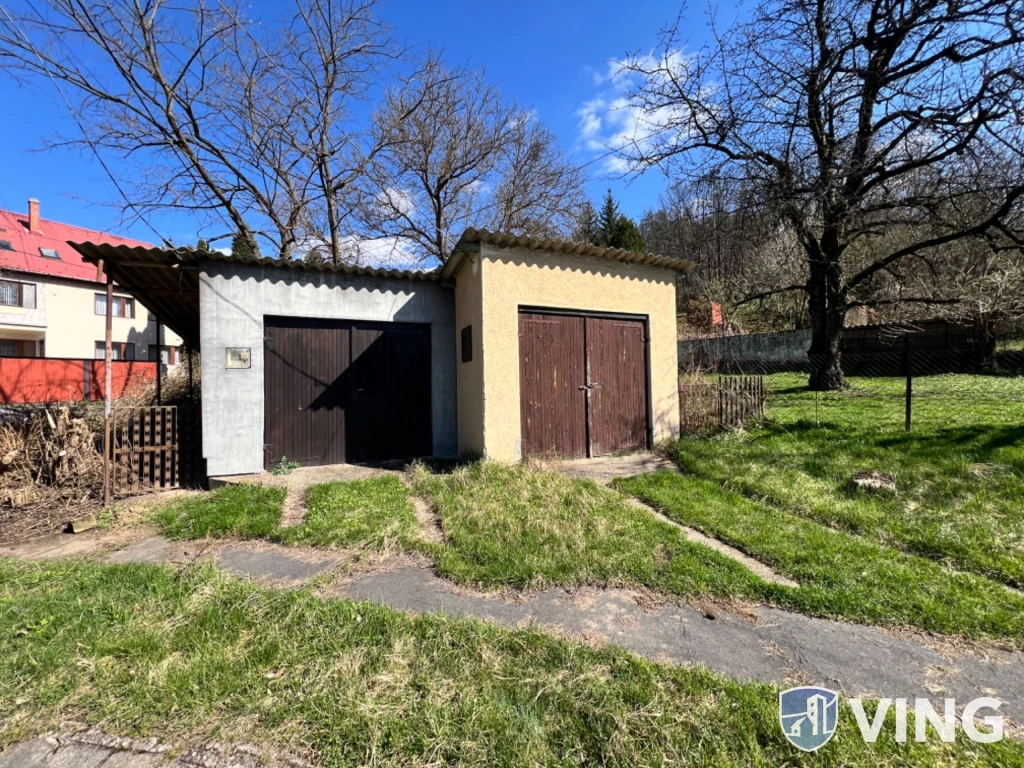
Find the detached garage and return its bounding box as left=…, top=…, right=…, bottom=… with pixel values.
left=445, top=229, right=690, bottom=462
left=71, top=230, right=690, bottom=476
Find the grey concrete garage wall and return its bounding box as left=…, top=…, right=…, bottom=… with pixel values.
left=678, top=329, right=812, bottom=371
left=199, top=261, right=457, bottom=476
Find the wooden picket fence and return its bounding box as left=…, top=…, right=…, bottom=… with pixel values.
left=108, top=406, right=203, bottom=493
left=679, top=376, right=766, bottom=433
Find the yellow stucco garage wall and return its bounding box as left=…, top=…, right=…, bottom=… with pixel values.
left=464, top=244, right=680, bottom=461
left=453, top=253, right=485, bottom=457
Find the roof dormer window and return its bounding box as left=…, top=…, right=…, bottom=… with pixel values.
left=39, top=247, right=60, bottom=260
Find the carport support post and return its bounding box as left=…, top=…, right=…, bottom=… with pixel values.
left=102, top=269, right=114, bottom=507
left=155, top=313, right=162, bottom=405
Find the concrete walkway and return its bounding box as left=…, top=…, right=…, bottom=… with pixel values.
left=4, top=453, right=1024, bottom=743
left=44, top=532, right=1011, bottom=727
left=0, top=724, right=309, bottom=768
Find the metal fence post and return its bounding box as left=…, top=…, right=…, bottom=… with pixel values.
left=103, top=269, right=114, bottom=507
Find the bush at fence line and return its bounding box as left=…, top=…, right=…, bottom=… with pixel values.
left=0, top=405, right=104, bottom=508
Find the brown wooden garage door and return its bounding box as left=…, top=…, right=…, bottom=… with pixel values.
left=519, top=311, right=648, bottom=458
left=264, top=317, right=432, bottom=468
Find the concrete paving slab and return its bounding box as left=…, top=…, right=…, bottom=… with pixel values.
left=107, top=536, right=204, bottom=567
left=553, top=453, right=677, bottom=484
left=338, top=563, right=1024, bottom=725
left=47, top=744, right=113, bottom=768
left=1, top=531, right=109, bottom=561
left=0, top=739, right=57, bottom=767
left=101, top=753, right=164, bottom=768
left=214, top=545, right=341, bottom=584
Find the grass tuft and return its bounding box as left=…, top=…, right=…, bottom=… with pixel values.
left=154, top=484, right=285, bottom=540
left=277, top=476, right=415, bottom=548
left=411, top=461, right=769, bottom=596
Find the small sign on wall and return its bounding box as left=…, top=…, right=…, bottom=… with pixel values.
left=225, top=347, right=251, bottom=369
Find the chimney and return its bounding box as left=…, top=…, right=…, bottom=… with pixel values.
left=27, top=198, right=40, bottom=234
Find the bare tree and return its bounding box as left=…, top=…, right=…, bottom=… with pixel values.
left=0, top=0, right=404, bottom=262
left=358, top=57, right=586, bottom=265
left=621, top=0, right=1024, bottom=388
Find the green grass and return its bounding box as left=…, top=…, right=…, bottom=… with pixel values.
left=152, top=460, right=1024, bottom=643
left=154, top=484, right=285, bottom=540
left=411, top=461, right=766, bottom=597
left=277, top=476, right=415, bottom=548
left=617, top=471, right=1024, bottom=641
left=674, top=373, right=1024, bottom=588
left=1, top=557, right=1018, bottom=767
left=154, top=477, right=415, bottom=551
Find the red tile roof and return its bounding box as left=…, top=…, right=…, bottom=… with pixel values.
left=0, top=205, right=150, bottom=284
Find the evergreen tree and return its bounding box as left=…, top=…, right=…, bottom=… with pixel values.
left=613, top=214, right=647, bottom=253
left=573, top=201, right=600, bottom=244
left=597, top=189, right=619, bottom=246
left=231, top=231, right=260, bottom=259
left=303, top=248, right=328, bottom=267
left=195, top=238, right=210, bottom=252
left=594, top=189, right=647, bottom=252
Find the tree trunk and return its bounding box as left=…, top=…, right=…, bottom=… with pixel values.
left=806, top=259, right=848, bottom=391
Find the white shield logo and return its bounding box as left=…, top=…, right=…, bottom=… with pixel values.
left=779, top=686, right=839, bottom=752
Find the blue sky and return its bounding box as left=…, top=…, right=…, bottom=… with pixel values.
left=0, top=0, right=701, bottom=246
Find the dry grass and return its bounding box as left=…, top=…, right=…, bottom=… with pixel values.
left=0, top=407, right=106, bottom=542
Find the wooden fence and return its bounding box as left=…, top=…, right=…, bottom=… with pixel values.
left=679, top=376, right=766, bottom=433
left=108, top=405, right=203, bottom=493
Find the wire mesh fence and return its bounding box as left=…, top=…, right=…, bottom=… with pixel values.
left=678, top=326, right=1024, bottom=435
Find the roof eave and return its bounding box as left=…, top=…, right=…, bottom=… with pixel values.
left=447, top=228, right=695, bottom=275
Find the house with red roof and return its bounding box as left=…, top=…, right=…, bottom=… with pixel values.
left=0, top=199, right=181, bottom=363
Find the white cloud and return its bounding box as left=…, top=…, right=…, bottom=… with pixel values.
left=341, top=235, right=423, bottom=270
left=576, top=49, right=696, bottom=175
left=377, top=186, right=416, bottom=217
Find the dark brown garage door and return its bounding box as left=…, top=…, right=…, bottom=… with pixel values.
left=264, top=317, right=432, bottom=468
left=519, top=310, right=648, bottom=458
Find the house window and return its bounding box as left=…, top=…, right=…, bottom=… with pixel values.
left=39, top=247, right=60, bottom=260
left=94, top=341, right=136, bottom=360
left=95, top=294, right=135, bottom=318
left=0, top=280, right=36, bottom=308
left=149, top=345, right=178, bottom=365
left=0, top=340, right=36, bottom=357
left=461, top=325, right=473, bottom=363
left=0, top=240, right=13, bottom=251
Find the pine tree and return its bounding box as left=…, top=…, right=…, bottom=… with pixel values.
left=231, top=231, right=260, bottom=259
left=573, top=201, right=600, bottom=244
left=594, top=189, right=646, bottom=252
left=613, top=214, right=646, bottom=253
left=597, top=189, right=619, bottom=246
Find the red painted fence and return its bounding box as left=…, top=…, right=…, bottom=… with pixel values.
left=0, top=358, right=156, bottom=404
